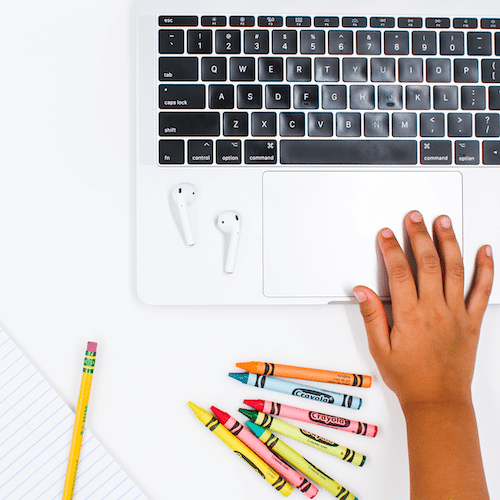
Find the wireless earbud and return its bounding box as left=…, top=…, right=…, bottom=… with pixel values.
left=171, top=183, right=197, bottom=246
left=217, top=210, right=242, bottom=274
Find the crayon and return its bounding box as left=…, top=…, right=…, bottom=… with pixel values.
left=239, top=409, right=366, bottom=466
left=244, top=399, right=378, bottom=437
left=188, top=402, right=293, bottom=497
left=63, top=342, right=98, bottom=500
left=229, top=372, right=362, bottom=410
left=246, top=422, right=358, bottom=500
left=211, top=406, right=319, bottom=499
left=236, top=361, right=372, bottom=388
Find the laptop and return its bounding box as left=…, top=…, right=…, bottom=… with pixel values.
left=135, top=0, right=500, bottom=305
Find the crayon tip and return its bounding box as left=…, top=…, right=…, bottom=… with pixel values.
left=235, top=361, right=257, bottom=372
left=228, top=372, right=249, bottom=384
left=246, top=421, right=265, bottom=438
left=238, top=408, right=257, bottom=422
left=210, top=406, right=230, bottom=424
left=86, top=342, right=97, bottom=353
left=243, top=399, right=264, bottom=411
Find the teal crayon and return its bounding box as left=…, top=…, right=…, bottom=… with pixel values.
left=229, top=372, right=362, bottom=410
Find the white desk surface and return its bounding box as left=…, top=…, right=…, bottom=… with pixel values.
left=1, top=2, right=500, bottom=499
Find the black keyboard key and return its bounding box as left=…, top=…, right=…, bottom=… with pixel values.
left=286, top=57, right=312, bottom=81
left=371, top=58, right=396, bottom=82
left=349, top=85, right=375, bottom=109
left=322, top=85, right=347, bottom=109
left=461, top=86, right=486, bottom=110
left=286, top=16, right=311, bottom=27
left=308, top=112, right=334, bottom=136
left=314, top=17, right=340, bottom=28
left=237, top=84, right=262, bottom=108
left=356, top=31, right=382, bottom=55
left=258, top=16, right=283, bottom=27
left=482, top=60, right=500, bottom=83
left=476, top=113, right=500, bottom=137
left=468, top=32, right=492, bottom=56
left=216, top=140, right=242, bottom=164
left=364, top=112, right=389, bottom=137
left=280, top=112, right=306, bottom=136
left=265, top=85, right=291, bottom=109
left=384, top=31, right=409, bottom=55
left=230, top=16, right=254, bottom=27
left=406, top=85, right=431, bottom=110
left=398, top=58, right=424, bottom=82
left=378, top=85, right=403, bottom=109
left=230, top=57, right=255, bottom=81
left=398, top=17, right=423, bottom=28
left=370, top=17, right=395, bottom=28
left=420, top=113, right=445, bottom=137
left=454, top=59, right=479, bottom=83
left=483, top=141, right=500, bottom=164
left=342, top=17, right=367, bottom=28
left=201, top=16, right=226, bottom=27
left=420, top=140, right=452, bottom=164
left=448, top=113, right=473, bottom=137
left=223, top=112, right=248, bottom=136
left=453, top=18, right=477, bottom=29
left=187, top=139, right=213, bottom=164
left=280, top=139, right=417, bottom=164
left=251, top=112, right=277, bottom=136
left=426, top=58, right=451, bottom=82
left=455, top=140, right=479, bottom=165
left=481, top=19, right=500, bottom=29
left=490, top=87, right=500, bottom=110
left=208, top=84, right=234, bottom=109
left=412, top=32, right=437, bottom=55
left=201, top=57, right=226, bottom=81
left=293, top=85, right=319, bottom=108
left=159, top=57, right=198, bottom=81
left=315, top=58, right=340, bottom=81
left=245, top=140, right=277, bottom=163
left=159, top=139, right=184, bottom=164
left=336, top=112, right=361, bottom=136
left=159, top=84, right=205, bottom=109
left=392, top=112, right=417, bottom=137
left=440, top=32, right=465, bottom=55
left=215, top=30, right=241, bottom=54
left=159, top=112, right=220, bottom=136
left=426, top=18, right=450, bottom=28
left=300, top=30, right=326, bottom=54
left=272, top=30, right=298, bottom=54
left=159, top=16, right=197, bottom=27
left=433, top=85, right=458, bottom=110
left=187, top=30, right=212, bottom=54
left=159, top=30, right=184, bottom=54
left=258, top=57, right=283, bottom=81
left=328, top=31, right=353, bottom=55
left=342, top=57, right=368, bottom=81
left=244, top=30, right=269, bottom=54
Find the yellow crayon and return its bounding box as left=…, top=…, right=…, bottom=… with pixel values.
left=240, top=410, right=366, bottom=466
left=247, top=422, right=358, bottom=500
left=188, top=402, right=293, bottom=497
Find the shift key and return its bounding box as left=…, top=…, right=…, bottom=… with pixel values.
left=159, top=112, right=220, bottom=136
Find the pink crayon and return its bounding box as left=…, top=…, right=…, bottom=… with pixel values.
left=244, top=399, right=378, bottom=438
left=210, top=406, right=318, bottom=499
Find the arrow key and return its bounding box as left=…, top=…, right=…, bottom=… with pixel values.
left=483, top=140, right=500, bottom=165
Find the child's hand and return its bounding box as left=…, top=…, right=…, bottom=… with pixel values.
left=353, top=211, right=494, bottom=407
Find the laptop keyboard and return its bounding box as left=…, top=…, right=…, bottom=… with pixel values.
left=158, top=15, right=500, bottom=166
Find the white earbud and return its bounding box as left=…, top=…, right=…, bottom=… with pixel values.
left=217, top=210, right=242, bottom=274
left=171, top=183, right=197, bottom=246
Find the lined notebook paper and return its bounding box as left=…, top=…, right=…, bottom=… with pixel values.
left=0, top=328, right=148, bottom=499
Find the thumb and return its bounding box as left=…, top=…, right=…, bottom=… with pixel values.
left=353, top=286, right=391, bottom=357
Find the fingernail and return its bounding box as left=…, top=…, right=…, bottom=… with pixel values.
left=486, top=245, right=493, bottom=257
left=440, top=216, right=452, bottom=229
left=353, top=290, right=367, bottom=303
left=410, top=211, right=422, bottom=223
left=381, top=228, right=393, bottom=239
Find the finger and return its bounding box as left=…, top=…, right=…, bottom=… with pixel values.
left=353, top=286, right=391, bottom=358
left=466, top=245, right=494, bottom=324
left=433, top=215, right=465, bottom=308
left=378, top=227, right=418, bottom=311
left=405, top=211, right=444, bottom=302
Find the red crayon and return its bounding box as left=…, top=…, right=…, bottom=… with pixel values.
left=211, top=406, right=318, bottom=499
left=244, top=399, right=378, bottom=438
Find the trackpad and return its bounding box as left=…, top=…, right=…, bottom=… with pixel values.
left=262, top=171, right=463, bottom=299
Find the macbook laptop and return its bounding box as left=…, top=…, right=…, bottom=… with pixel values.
left=135, top=0, right=500, bottom=305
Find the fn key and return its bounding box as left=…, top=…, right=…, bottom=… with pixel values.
left=159, top=140, right=184, bottom=164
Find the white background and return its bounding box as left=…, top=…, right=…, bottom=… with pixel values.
left=1, top=1, right=500, bottom=499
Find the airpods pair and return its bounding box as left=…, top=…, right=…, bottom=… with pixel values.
left=171, top=183, right=241, bottom=274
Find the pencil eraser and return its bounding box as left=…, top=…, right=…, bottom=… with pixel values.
left=86, top=342, right=97, bottom=353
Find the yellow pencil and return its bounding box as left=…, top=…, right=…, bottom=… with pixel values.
left=62, top=342, right=97, bottom=500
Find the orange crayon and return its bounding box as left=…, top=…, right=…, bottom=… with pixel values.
left=236, top=362, right=372, bottom=388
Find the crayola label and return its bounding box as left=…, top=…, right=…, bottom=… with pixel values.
left=309, top=412, right=350, bottom=428
left=292, top=389, right=334, bottom=403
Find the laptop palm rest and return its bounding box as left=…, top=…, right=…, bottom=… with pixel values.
left=262, top=170, right=463, bottom=299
